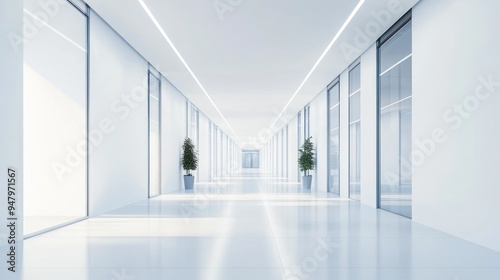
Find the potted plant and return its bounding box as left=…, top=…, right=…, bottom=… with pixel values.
left=298, top=136, right=315, bottom=189
left=182, top=138, right=198, bottom=189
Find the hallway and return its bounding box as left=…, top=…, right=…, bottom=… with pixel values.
left=6, top=171, right=500, bottom=280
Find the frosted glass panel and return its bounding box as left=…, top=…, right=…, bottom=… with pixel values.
left=88, top=11, right=149, bottom=216
left=23, top=0, right=87, bottom=235
left=161, top=78, right=187, bottom=193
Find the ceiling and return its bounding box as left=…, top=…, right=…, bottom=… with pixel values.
left=84, top=0, right=417, bottom=149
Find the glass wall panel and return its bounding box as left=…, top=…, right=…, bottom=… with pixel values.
left=277, top=130, right=282, bottom=177
left=190, top=106, right=199, bottom=147
left=222, top=134, right=227, bottom=176
left=252, top=152, right=259, bottom=169
left=328, top=82, right=340, bottom=195
left=226, top=136, right=230, bottom=174
left=297, top=113, right=302, bottom=181
left=304, top=105, right=310, bottom=138
left=281, top=128, right=284, bottom=178
left=378, top=20, right=412, bottom=218
left=227, top=136, right=231, bottom=174
left=349, top=64, right=361, bottom=201
left=24, top=0, right=87, bottom=235
left=209, top=122, right=212, bottom=178
left=217, top=128, right=222, bottom=177
left=149, top=73, right=161, bottom=197
left=268, top=142, right=271, bottom=172
left=282, top=127, right=287, bottom=178
left=211, top=124, right=217, bottom=179
left=270, top=138, right=273, bottom=174
left=190, top=105, right=199, bottom=180
left=228, top=140, right=232, bottom=173
left=268, top=143, right=271, bottom=172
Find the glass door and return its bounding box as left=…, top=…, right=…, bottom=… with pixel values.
left=242, top=150, right=260, bottom=168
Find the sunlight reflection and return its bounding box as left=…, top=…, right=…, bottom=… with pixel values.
left=49, top=218, right=232, bottom=237
left=156, top=194, right=348, bottom=202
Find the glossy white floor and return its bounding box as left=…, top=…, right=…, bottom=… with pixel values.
left=4, top=170, right=500, bottom=280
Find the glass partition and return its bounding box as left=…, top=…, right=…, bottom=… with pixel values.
left=378, top=19, right=413, bottom=218
left=149, top=72, right=161, bottom=197
left=328, top=82, right=340, bottom=195
left=24, top=0, right=88, bottom=235
left=349, top=64, right=361, bottom=201
left=297, top=113, right=302, bottom=181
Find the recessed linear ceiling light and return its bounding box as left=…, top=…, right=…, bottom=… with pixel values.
left=266, top=0, right=366, bottom=138
left=137, top=0, right=241, bottom=143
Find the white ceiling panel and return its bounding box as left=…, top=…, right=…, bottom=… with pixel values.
left=85, top=0, right=418, bottom=148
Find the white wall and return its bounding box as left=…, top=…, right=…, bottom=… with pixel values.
left=161, top=78, right=187, bottom=192
left=412, top=0, right=500, bottom=252
left=309, top=89, right=328, bottom=191
left=359, top=44, right=378, bottom=208
left=88, top=11, right=149, bottom=216
left=0, top=0, right=23, bottom=248
left=198, top=113, right=210, bottom=182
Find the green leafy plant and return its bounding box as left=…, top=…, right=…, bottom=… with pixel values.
left=182, top=138, right=198, bottom=176
left=298, top=136, right=315, bottom=176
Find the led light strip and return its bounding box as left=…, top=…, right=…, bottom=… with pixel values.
left=266, top=0, right=366, bottom=137
left=137, top=0, right=241, bottom=143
